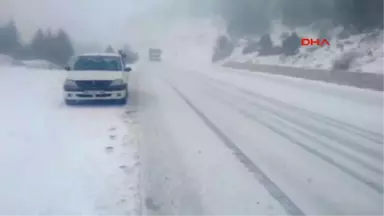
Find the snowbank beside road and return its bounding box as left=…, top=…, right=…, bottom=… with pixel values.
left=22, top=59, right=61, bottom=70
left=0, top=54, right=60, bottom=70
left=0, top=67, right=140, bottom=214
left=0, top=54, right=14, bottom=66
left=0, top=54, right=25, bottom=67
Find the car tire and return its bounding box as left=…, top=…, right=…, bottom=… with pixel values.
left=65, top=99, right=77, bottom=105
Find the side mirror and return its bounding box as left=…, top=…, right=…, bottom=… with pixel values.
left=124, top=67, right=132, bottom=72
left=65, top=66, right=71, bottom=71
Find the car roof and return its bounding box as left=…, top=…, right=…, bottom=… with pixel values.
left=78, top=53, right=121, bottom=57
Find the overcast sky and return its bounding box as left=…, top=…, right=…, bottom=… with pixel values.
left=0, top=0, right=178, bottom=46
left=0, top=0, right=219, bottom=53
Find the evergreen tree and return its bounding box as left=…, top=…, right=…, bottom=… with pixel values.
left=215, top=0, right=383, bottom=36
left=30, top=28, right=74, bottom=66
left=44, top=29, right=55, bottom=63
left=0, top=20, right=21, bottom=54
left=53, top=29, right=74, bottom=66
left=30, top=29, right=46, bottom=59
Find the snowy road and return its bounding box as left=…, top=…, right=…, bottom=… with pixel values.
left=0, top=67, right=140, bottom=215
left=0, top=63, right=382, bottom=215
left=137, top=62, right=383, bottom=215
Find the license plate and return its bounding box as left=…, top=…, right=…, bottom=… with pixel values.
left=84, top=91, right=104, bottom=95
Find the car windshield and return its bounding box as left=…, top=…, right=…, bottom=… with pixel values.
left=73, top=56, right=122, bottom=71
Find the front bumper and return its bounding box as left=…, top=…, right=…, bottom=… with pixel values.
left=64, top=83, right=127, bottom=100
left=64, top=89, right=127, bottom=100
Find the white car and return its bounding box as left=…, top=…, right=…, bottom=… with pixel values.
left=63, top=53, right=131, bottom=105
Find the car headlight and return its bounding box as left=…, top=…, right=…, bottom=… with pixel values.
left=64, top=79, right=77, bottom=87
left=110, top=79, right=124, bottom=86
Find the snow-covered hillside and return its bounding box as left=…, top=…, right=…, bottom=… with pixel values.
left=135, top=18, right=383, bottom=74
left=228, top=22, right=384, bottom=74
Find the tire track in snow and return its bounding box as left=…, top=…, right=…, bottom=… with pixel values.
left=206, top=85, right=384, bottom=175
left=192, top=70, right=383, bottom=145
left=200, top=79, right=383, bottom=194
left=248, top=101, right=384, bottom=175
left=163, top=79, right=305, bottom=216
left=136, top=71, right=205, bottom=215
left=208, top=90, right=384, bottom=179
left=216, top=80, right=383, bottom=148
left=125, top=69, right=143, bottom=215
left=240, top=107, right=384, bottom=194
left=202, top=78, right=383, bottom=157
left=194, top=73, right=383, bottom=165
left=167, top=69, right=383, bottom=194
left=211, top=95, right=383, bottom=194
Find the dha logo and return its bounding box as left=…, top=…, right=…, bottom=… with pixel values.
left=301, top=38, right=330, bottom=46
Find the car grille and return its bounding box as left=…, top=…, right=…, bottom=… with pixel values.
left=75, top=80, right=112, bottom=90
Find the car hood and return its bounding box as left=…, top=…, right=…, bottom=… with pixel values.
left=67, top=70, right=124, bottom=81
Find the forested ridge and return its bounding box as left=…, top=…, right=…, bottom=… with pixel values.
left=215, top=0, right=383, bottom=36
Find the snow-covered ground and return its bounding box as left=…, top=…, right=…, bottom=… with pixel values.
left=137, top=61, right=383, bottom=215
left=0, top=16, right=382, bottom=215
left=0, top=66, right=140, bottom=214
left=0, top=54, right=25, bottom=67
left=22, top=59, right=61, bottom=70
left=0, top=49, right=382, bottom=215
left=0, top=54, right=15, bottom=66
left=0, top=54, right=61, bottom=70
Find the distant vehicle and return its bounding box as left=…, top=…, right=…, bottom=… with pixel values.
left=63, top=53, right=132, bottom=105
left=149, top=48, right=162, bottom=61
